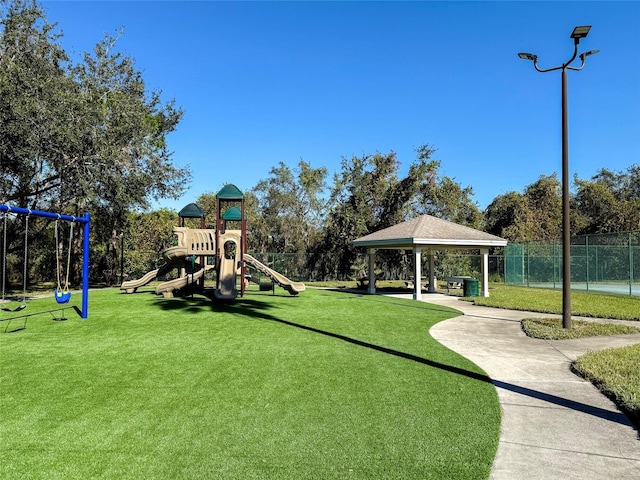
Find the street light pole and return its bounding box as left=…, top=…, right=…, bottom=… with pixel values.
left=518, top=26, right=599, bottom=329
left=561, top=67, right=571, bottom=328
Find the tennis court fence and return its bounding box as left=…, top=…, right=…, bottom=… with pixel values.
left=505, top=231, right=640, bottom=296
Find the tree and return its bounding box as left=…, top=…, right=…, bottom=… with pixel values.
left=484, top=174, right=561, bottom=242
left=574, top=166, right=640, bottom=234
left=523, top=174, right=562, bottom=240
left=251, top=160, right=327, bottom=254
left=412, top=146, right=483, bottom=228
left=243, top=191, right=269, bottom=253
left=0, top=0, right=191, bottom=283
left=485, top=191, right=528, bottom=241
left=313, top=147, right=446, bottom=280
left=192, top=192, right=217, bottom=226
left=119, top=209, right=178, bottom=283
left=316, top=151, right=399, bottom=280
left=0, top=0, right=73, bottom=208
left=68, top=29, right=190, bottom=228
left=0, top=0, right=191, bottom=216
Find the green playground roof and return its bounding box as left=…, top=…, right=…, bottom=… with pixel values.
left=178, top=202, right=205, bottom=218
left=221, top=206, right=245, bottom=221
left=216, top=184, right=244, bottom=200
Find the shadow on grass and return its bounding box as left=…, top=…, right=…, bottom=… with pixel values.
left=1, top=305, right=82, bottom=332
left=153, top=291, right=281, bottom=316
left=153, top=291, right=636, bottom=430
left=321, top=288, right=462, bottom=315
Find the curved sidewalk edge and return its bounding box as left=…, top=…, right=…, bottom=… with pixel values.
left=422, top=294, right=640, bottom=480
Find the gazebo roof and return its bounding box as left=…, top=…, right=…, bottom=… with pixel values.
left=353, top=214, right=507, bottom=250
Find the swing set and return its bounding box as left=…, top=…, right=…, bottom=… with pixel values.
left=0, top=205, right=90, bottom=323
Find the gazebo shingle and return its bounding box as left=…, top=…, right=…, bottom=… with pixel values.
left=353, top=214, right=507, bottom=249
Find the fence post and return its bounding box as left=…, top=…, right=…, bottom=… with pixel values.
left=586, top=235, right=589, bottom=292
left=629, top=232, right=633, bottom=297
left=553, top=240, right=557, bottom=289
left=526, top=243, right=530, bottom=287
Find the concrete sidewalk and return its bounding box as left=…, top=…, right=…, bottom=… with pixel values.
left=420, top=293, right=640, bottom=479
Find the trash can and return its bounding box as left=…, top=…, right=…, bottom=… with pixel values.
left=259, top=281, right=274, bottom=291
left=463, top=278, right=479, bottom=297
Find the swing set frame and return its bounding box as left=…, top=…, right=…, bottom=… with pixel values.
left=0, top=205, right=90, bottom=319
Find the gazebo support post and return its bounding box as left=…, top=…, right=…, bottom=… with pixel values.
left=428, top=250, right=436, bottom=293
left=481, top=248, right=490, bottom=297
left=353, top=214, right=507, bottom=302
left=367, top=248, right=376, bottom=294
left=414, top=246, right=422, bottom=301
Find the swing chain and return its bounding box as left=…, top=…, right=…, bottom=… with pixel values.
left=55, top=218, right=74, bottom=294
left=65, top=222, right=74, bottom=291
left=21, top=213, right=29, bottom=306
left=1, top=207, right=28, bottom=312
left=2, top=210, right=8, bottom=306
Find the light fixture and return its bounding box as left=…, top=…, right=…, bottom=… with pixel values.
left=570, top=25, right=591, bottom=40
left=579, top=49, right=600, bottom=62
left=518, top=52, right=538, bottom=61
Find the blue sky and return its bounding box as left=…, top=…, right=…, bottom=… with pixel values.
left=41, top=1, right=640, bottom=212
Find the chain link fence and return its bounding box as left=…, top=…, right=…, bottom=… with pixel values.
left=247, top=251, right=505, bottom=284
left=505, top=231, right=640, bottom=296
left=120, top=250, right=506, bottom=286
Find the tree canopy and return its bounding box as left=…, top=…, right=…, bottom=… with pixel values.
left=574, top=166, right=640, bottom=235
left=486, top=167, right=640, bottom=243
left=0, top=0, right=191, bottom=225
left=0, top=0, right=191, bottom=284
left=251, top=160, right=327, bottom=255
left=311, top=146, right=482, bottom=280
left=485, top=174, right=562, bottom=242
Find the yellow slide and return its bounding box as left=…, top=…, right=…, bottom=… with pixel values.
left=244, top=254, right=305, bottom=295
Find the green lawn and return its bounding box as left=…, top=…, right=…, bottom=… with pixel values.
left=0, top=287, right=500, bottom=479
left=465, top=283, right=640, bottom=320
left=521, top=318, right=640, bottom=340
left=573, top=344, right=640, bottom=427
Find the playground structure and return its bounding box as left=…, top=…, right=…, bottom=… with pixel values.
left=120, top=184, right=305, bottom=299
left=0, top=204, right=90, bottom=319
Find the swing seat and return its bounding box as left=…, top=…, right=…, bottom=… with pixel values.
left=54, top=289, right=71, bottom=304
left=1, top=303, right=26, bottom=312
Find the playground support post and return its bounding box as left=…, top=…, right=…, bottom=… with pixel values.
left=0, top=205, right=90, bottom=319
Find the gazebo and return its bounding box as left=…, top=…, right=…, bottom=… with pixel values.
left=353, top=214, right=508, bottom=299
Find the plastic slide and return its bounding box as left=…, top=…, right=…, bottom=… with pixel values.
left=155, top=265, right=214, bottom=298
left=120, top=268, right=159, bottom=293
left=161, top=246, right=190, bottom=263
left=244, top=254, right=305, bottom=295
left=120, top=247, right=187, bottom=293
left=214, top=254, right=238, bottom=300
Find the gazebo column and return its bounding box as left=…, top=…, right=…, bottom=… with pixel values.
left=413, top=246, right=422, bottom=301
left=481, top=248, right=490, bottom=297
left=367, top=248, right=376, bottom=294
left=428, top=249, right=436, bottom=293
